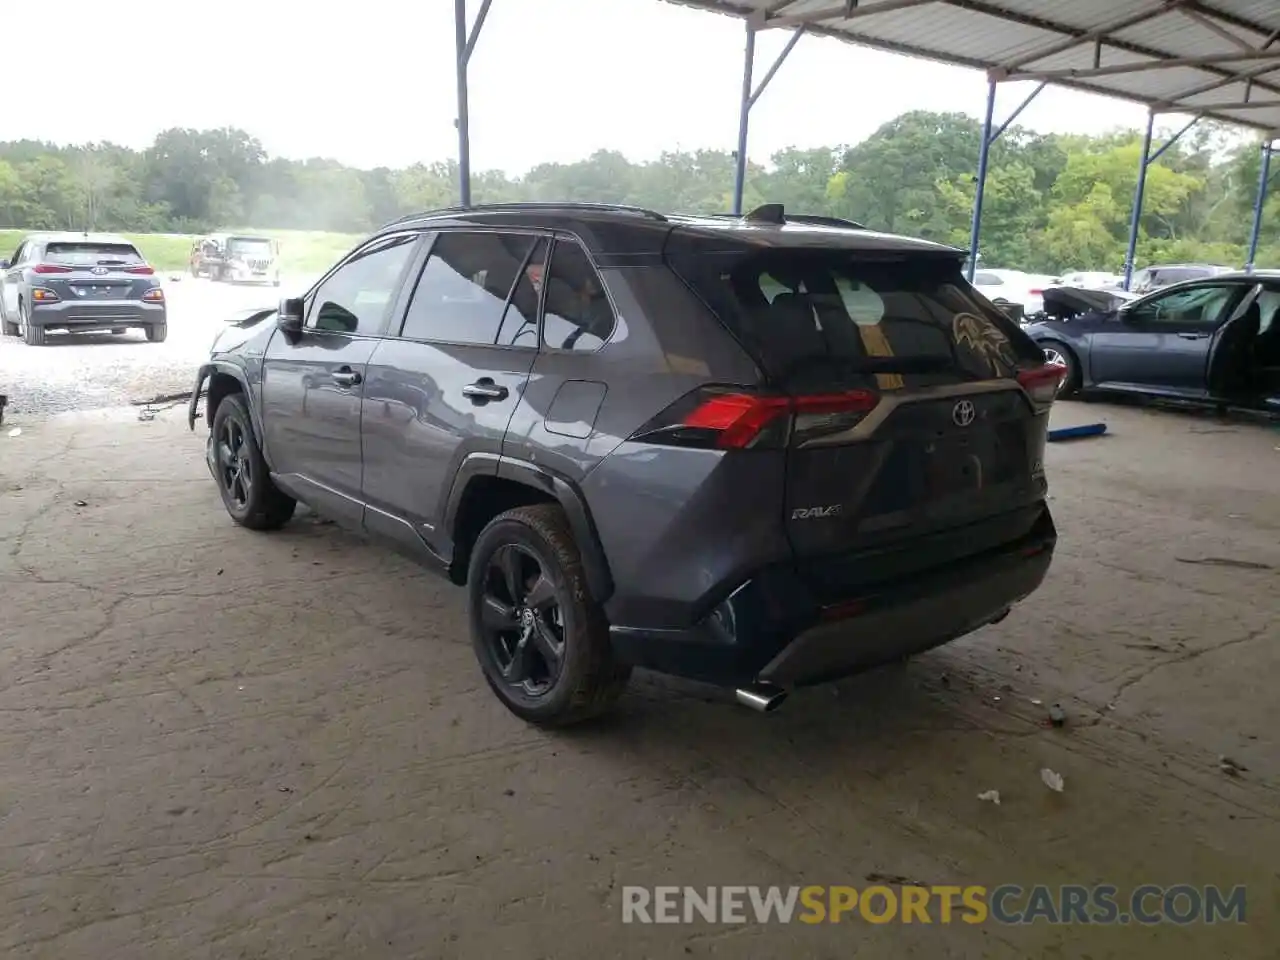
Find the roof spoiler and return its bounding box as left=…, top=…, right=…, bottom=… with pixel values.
left=726, top=205, right=866, bottom=230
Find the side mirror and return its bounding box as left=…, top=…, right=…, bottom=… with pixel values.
left=277, top=297, right=305, bottom=335
left=0, top=260, right=9, bottom=270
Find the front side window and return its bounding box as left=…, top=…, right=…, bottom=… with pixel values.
left=541, top=241, right=616, bottom=352
left=1128, top=284, right=1238, bottom=330
left=400, top=231, right=538, bottom=345
left=306, top=233, right=418, bottom=336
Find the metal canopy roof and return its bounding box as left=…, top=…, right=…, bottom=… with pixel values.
left=666, top=0, right=1280, bottom=135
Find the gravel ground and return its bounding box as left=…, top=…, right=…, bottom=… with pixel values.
left=0, top=274, right=316, bottom=416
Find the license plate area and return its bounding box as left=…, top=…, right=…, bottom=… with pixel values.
left=922, top=424, right=1024, bottom=499
left=70, top=284, right=128, bottom=299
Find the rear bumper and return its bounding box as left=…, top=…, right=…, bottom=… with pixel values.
left=609, top=507, right=1056, bottom=689
left=29, top=299, right=165, bottom=330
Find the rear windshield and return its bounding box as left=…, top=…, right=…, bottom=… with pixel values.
left=44, top=242, right=143, bottom=265
left=668, top=248, right=1042, bottom=385
left=228, top=238, right=273, bottom=255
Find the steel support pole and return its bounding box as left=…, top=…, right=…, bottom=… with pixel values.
left=1123, top=111, right=1156, bottom=291
left=454, top=0, right=472, bottom=207
left=967, top=78, right=997, bottom=283
left=732, top=21, right=756, bottom=216
left=1246, top=141, right=1273, bottom=273
left=453, top=0, right=492, bottom=207
left=731, top=24, right=804, bottom=216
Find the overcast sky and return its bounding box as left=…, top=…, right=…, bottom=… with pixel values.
left=19, top=0, right=1171, bottom=173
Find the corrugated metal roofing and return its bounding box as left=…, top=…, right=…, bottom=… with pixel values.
left=664, top=0, right=1280, bottom=135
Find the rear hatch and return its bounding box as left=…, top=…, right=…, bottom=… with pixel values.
left=35, top=240, right=155, bottom=301
left=665, top=237, right=1060, bottom=597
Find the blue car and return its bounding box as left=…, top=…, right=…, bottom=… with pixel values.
left=1022, top=274, right=1280, bottom=409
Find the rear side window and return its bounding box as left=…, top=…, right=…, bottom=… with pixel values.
left=44, top=242, right=143, bottom=265
left=669, top=248, right=1041, bottom=385
left=400, top=231, right=538, bottom=345
left=541, top=241, right=617, bottom=351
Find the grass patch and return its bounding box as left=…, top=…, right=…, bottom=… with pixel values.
left=0, top=228, right=363, bottom=274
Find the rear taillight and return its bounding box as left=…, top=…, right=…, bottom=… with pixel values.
left=142, top=288, right=164, bottom=302
left=1028, top=288, right=1044, bottom=296
left=125, top=265, right=155, bottom=275
left=1017, top=363, right=1065, bottom=407
left=31, top=287, right=60, bottom=302
left=629, top=387, right=879, bottom=450
left=31, top=263, right=72, bottom=274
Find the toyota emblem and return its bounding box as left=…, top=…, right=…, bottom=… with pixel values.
left=952, top=400, right=976, bottom=427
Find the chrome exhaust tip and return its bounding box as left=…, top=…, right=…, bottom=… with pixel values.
left=735, top=683, right=788, bottom=713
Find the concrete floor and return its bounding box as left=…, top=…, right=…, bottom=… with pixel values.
left=0, top=401, right=1277, bottom=959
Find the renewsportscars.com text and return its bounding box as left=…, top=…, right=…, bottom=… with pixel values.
left=621, top=884, right=1247, bottom=925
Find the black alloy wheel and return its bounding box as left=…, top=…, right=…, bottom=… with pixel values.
left=209, top=394, right=296, bottom=530
left=216, top=413, right=254, bottom=513
left=479, top=543, right=566, bottom=697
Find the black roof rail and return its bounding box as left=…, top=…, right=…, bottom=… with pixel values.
left=388, top=201, right=669, bottom=225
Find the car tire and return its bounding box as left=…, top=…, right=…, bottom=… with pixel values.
left=19, top=303, right=44, bottom=346
left=210, top=393, right=296, bottom=531
left=146, top=323, right=167, bottom=343
left=468, top=503, right=631, bottom=727
left=1040, top=341, right=1080, bottom=397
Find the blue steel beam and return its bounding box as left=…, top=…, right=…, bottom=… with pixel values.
left=966, top=79, right=1045, bottom=282
left=732, top=24, right=804, bottom=216
left=1123, top=113, right=1200, bottom=290
left=454, top=0, right=493, bottom=208
left=1246, top=141, right=1273, bottom=273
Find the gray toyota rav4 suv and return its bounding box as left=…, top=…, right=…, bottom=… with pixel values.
left=189, top=202, right=1062, bottom=726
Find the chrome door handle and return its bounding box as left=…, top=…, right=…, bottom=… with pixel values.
left=331, top=369, right=362, bottom=387
left=1176, top=332, right=1208, bottom=340
left=462, top=381, right=508, bottom=401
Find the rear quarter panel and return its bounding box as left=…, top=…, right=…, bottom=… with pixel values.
left=502, top=263, right=762, bottom=479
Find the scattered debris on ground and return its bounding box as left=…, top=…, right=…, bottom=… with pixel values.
left=1219, top=755, right=1248, bottom=778
left=977, top=790, right=1001, bottom=805
left=1040, top=768, right=1065, bottom=793
left=1048, top=704, right=1067, bottom=727
left=1175, top=556, right=1272, bottom=571
left=864, top=872, right=929, bottom=888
